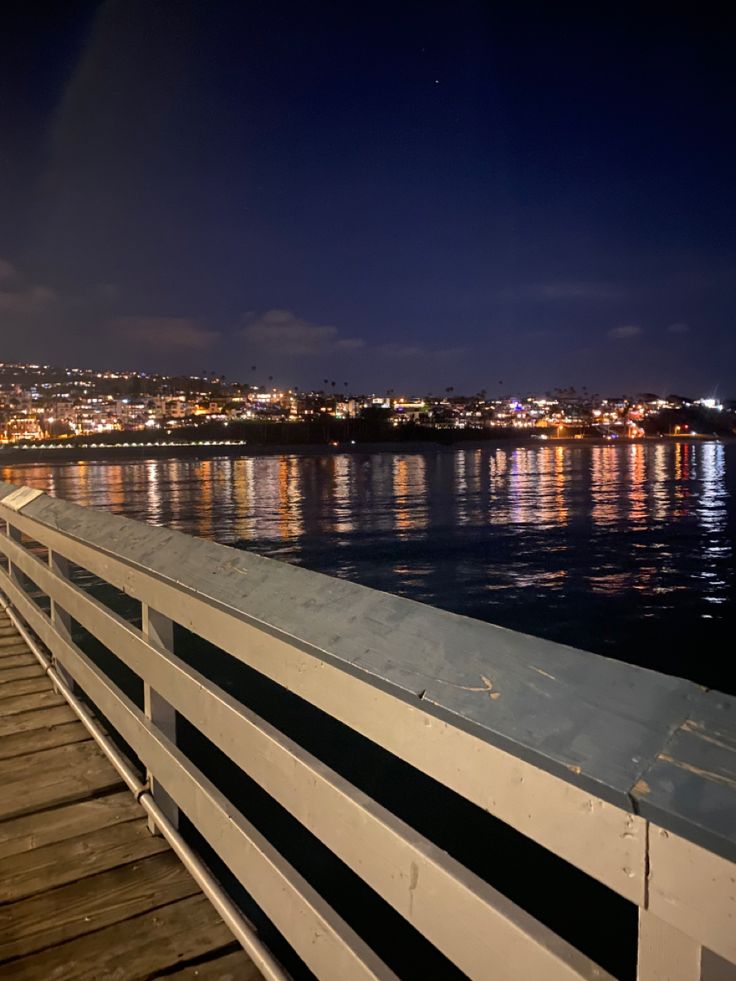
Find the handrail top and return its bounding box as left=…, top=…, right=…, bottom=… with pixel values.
left=2, top=480, right=734, bottom=861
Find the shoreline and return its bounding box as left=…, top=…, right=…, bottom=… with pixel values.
left=0, top=433, right=732, bottom=465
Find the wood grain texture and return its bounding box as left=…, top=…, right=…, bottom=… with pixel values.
left=0, top=702, right=77, bottom=738
left=0, top=851, right=199, bottom=962
left=155, top=949, right=262, bottom=980
left=0, top=739, right=122, bottom=821
left=0, top=676, right=52, bottom=699
left=0, top=642, right=33, bottom=658
left=0, top=688, right=66, bottom=718
left=1, top=894, right=241, bottom=981
left=0, top=719, right=90, bottom=761
left=0, top=633, right=23, bottom=648
left=0, top=663, right=44, bottom=682
left=0, top=817, right=168, bottom=903
left=0, top=789, right=139, bottom=859
left=0, top=653, right=38, bottom=671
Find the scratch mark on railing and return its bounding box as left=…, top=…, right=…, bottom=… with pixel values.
left=417, top=673, right=501, bottom=700
left=657, top=753, right=736, bottom=791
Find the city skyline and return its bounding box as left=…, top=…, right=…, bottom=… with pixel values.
left=1, top=4, right=734, bottom=393
left=1, top=358, right=731, bottom=445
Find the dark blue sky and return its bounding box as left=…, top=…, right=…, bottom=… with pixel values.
left=1, top=2, right=734, bottom=395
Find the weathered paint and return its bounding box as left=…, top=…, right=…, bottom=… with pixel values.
left=0, top=487, right=44, bottom=512
left=632, top=689, right=736, bottom=863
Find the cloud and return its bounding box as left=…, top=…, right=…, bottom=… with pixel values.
left=112, top=317, right=221, bottom=350
left=667, top=322, right=691, bottom=334
left=241, top=309, right=364, bottom=356
left=607, top=324, right=642, bottom=340
left=239, top=309, right=465, bottom=367
left=0, top=258, right=18, bottom=283
left=0, top=284, right=57, bottom=316
left=335, top=337, right=366, bottom=351
left=0, top=258, right=59, bottom=317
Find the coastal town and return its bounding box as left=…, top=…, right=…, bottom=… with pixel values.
left=0, top=360, right=733, bottom=445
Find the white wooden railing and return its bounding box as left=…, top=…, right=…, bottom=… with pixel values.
left=0, top=481, right=734, bottom=981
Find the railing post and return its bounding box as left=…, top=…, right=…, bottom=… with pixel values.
left=142, top=602, right=179, bottom=833
left=6, top=522, right=23, bottom=584
left=48, top=549, right=77, bottom=694
left=637, top=909, right=703, bottom=981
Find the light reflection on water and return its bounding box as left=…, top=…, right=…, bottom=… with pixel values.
left=4, top=440, right=734, bottom=689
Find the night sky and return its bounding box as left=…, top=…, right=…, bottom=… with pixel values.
left=1, top=2, right=734, bottom=395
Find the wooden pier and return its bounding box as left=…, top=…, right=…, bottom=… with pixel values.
left=0, top=479, right=735, bottom=980
left=0, top=609, right=260, bottom=980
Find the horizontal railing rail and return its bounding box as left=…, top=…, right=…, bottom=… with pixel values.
left=0, top=480, right=734, bottom=980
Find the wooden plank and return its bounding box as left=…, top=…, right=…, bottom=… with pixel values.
left=0, top=720, right=89, bottom=761
left=0, top=702, right=77, bottom=738
left=0, top=689, right=65, bottom=718
left=1, top=894, right=240, bottom=981
left=155, top=949, right=262, bottom=980
left=0, top=633, right=23, bottom=648
left=0, top=642, right=32, bottom=658
left=0, top=816, right=168, bottom=903
left=0, top=851, right=200, bottom=962
left=0, top=657, right=39, bottom=674
left=633, top=690, right=736, bottom=862
left=0, top=663, right=44, bottom=682
left=0, top=676, right=52, bottom=699
left=0, top=486, right=44, bottom=511
left=0, top=790, right=139, bottom=859
left=0, top=739, right=122, bottom=822
left=637, top=909, right=702, bottom=980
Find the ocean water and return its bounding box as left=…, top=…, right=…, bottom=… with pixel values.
left=4, top=439, right=734, bottom=691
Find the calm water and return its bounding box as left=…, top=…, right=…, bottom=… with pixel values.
left=4, top=439, right=734, bottom=690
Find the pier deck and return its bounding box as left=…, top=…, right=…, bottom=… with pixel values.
left=0, top=611, right=260, bottom=981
